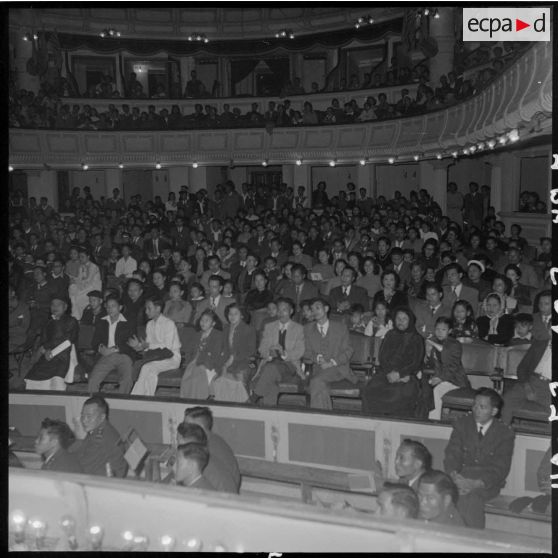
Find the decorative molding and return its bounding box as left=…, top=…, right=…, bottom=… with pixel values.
left=9, top=44, right=552, bottom=169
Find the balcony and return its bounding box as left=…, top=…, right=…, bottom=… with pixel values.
left=9, top=43, right=551, bottom=169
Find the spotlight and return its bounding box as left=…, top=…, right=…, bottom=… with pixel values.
left=155, top=162, right=162, bottom=169
left=508, top=129, right=519, bottom=142
left=436, top=153, right=442, bottom=159
left=359, top=159, right=366, bottom=166
left=329, top=160, right=336, bottom=167
left=192, top=162, right=199, bottom=168
left=295, top=159, right=302, bottom=166
left=9, top=165, right=14, bottom=172
left=262, top=160, right=268, bottom=167
left=388, top=157, right=395, bottom=164
left=118, top=163, right=124, bottom=169
left=413, top=154, right=420, bottom=161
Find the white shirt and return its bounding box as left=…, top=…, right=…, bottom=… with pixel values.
left=115, top=256, right=138, bottom=278
left=451, top=284, right=463, bottom=297
left=103, top=314, right=127, bottom=348
left=317, top=320, right=330, bottom=337
left=342, top=285, right=351, bottom=296
left=476, top=420, right=493, bottom=436
left=146, top=314, right=181, bottom=358
left=209, top=294, right=221, bottom=308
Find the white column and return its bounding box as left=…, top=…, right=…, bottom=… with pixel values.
left=356, top=164, right=374, bottom=197
left=497, top=152, right=521, bottom=212
left=152, top=169, right=170, bottom=199
left=428, top=7, right=456, bottom=85
left=282, top=164, right=294, bottom=187
left=188, top=166, right=207, bottom=193
left=489, top=158, right=502, bottom=215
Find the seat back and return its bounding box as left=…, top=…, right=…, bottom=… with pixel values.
left=77, top=324, right=95, bottom=350
left=177, top=324, right=196, bottom=359
left=349, top=332, right=372, bottom=365
left=504, top=345, right=530, bottom=378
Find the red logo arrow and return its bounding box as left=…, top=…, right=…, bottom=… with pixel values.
left=516, top=18, right=530, bottom=31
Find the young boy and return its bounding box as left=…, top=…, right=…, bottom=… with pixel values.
left=348, top=303, right=367, bottom=334
left=509, top=313, right=533, bottom=345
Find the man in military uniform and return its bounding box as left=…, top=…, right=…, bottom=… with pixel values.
left=70, top=396, right=128, bottom=477
left=443, top=387, right=515, bottom=529
left=34, top=418, right=82, bottom=474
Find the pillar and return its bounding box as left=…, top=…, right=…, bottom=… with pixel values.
left=495, top=152, right=521, bottom=213
left=11, top=33, right=40, bottom=92
left=419, top=160, right=450, bottom=213
left=357, top=163, right=375, bottom=197
left=168, top=166, right=189, bottom=194
left=428, top=7, right=456, bottom=85
left=187, top=166, right=207, bottom=193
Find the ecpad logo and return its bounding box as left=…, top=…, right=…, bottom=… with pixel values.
left=463, top=8, right=550, bottom=42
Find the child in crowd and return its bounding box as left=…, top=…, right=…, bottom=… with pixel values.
left=450, top=300, right=478, bottom=343
left=300, top=299, right=314, bottom=325
left=189, top=282, right=206, bottom=324
left=222, top=279, right=237, bottom=303
left=364, top=300, right=393, bottom=364
left=348, top=304, right=367, bottom=334
left=509, top=313, right=533, bottom=345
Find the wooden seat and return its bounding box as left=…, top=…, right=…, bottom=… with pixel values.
left=156, top=368, right=183, bottom=388
left=511, top=406, right=550, bottom=434
left=441, top=387, right=477, bottom=420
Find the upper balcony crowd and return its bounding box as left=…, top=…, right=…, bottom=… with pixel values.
left=9, top=43, right=528, bottom=132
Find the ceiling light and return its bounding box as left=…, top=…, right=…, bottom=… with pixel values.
left=498, top=135, right=507, bottom=145
left=433, top=9, right=440, bottom=19
left=188, top=33, right=209, bottom=43
left=99, top=28, right=121, bottom=38
left=295, top=159, right=302, bottom=166
left=23, top=32, right=38, bottom=41
left=155, top=162, right=162, bottom=169
left=463, top=148, right=469, bottom=155
left=82, top=163, right=89, bottom=170
left=262, top=160, right=268, bottom=167
left=508, top=129, right=519, bottom=142
left=477, top=142, right=485, bottom=151
left=359, top=159, right=366, bottom=166
left=388, top=157, right=395, bottom=164
left=275, top=29, right=294, bottom=39
left=469, top=145, right=476, bottom=153
left=192, top=162, right=199, bottom=168
left=118, top=163, right=124, bottom=169
left=329, top=160, right=336, bottom=167
left=487, top=139, right=496, bottom=149
left=452, top=151, right=458, bottom=158
left=436, top=153, right=442, bottom=159
left=9, top=165, right=14, bottom=172
left=424, top=8, right=430, bottom=16
left=413, top=154, right=420, bottom=161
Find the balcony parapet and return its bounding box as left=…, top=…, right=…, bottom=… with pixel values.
left=9, top=43, right=551, bottom=169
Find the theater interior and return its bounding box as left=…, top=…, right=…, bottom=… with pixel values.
left=8, top=6, right=553, bottom=553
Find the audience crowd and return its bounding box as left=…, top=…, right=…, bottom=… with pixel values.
left=9, top=177, right=551, bottom=425
left=9, top=43, right=526, bottom=131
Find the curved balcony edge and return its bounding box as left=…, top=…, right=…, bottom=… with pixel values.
left=9, top=44, right=552, bottom=168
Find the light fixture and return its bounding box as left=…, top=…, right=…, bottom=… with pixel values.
left=275, top=29, right=294, bottom=39
left=329, top=160, right=336, bottom=167
left=10, top=510, right=27, bottom=543
left=213, top=543, right=228, bottom=552
left=388, top=157, right=395, bottom=164
left=433, top=9, right=440, bottom=19
left=88, top=525, right=104, bottom=550
left=359, top=159, right=367, bottom=166
left=133, top=534, right=150, bottom=551
left=155, top=162, right=162, bottom=169
left=121, top=530, right=135, bottom=551
left=184, top=538, right=202, bottom=551
left=60, top=515, right=78, bottom=550
left=463, top=148, right=470, bottom=155
left=160, top=535, right=176, bottom=552
left=487, top=139, right=496, bottom=149
left=436, top=153, right=442, bottom=159
left=23, top=32, right=38, bottom=41
left=29, top=518, right=47, bottom=549
left=9, top=164, right=14, bottom=172
left=82, top=163, right=89, bottom=170
left=469, top=145, right=476, bottom=153
left=413, top=154, right=420, bottom=161
left=188, top=32, right=209, bottom=43
left=262, top=160, right=268, bottom=167
left=424, top=8, right=430, bottom=16
left=295, top=159, right=302, bottom=166
left=477, top=142, right=485, bottom=151
left=118, top=163, right=124, bottom=169
left=355, top=15, right=374, bottom=28
left=99, top=28, right=121, bottom=38
left=508, top=129, right=519, bottom=142
left=498, top=135, right=507, bottom=145
left=452, top=151, right=458, bottom=158
left=192, top=162, right=199, bottom=168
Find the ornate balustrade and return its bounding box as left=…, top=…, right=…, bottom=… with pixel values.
left=9, top=43, right=551, bottom=168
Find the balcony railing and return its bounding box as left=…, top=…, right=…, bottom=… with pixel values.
left=9, top=43, right=551, bottom=169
